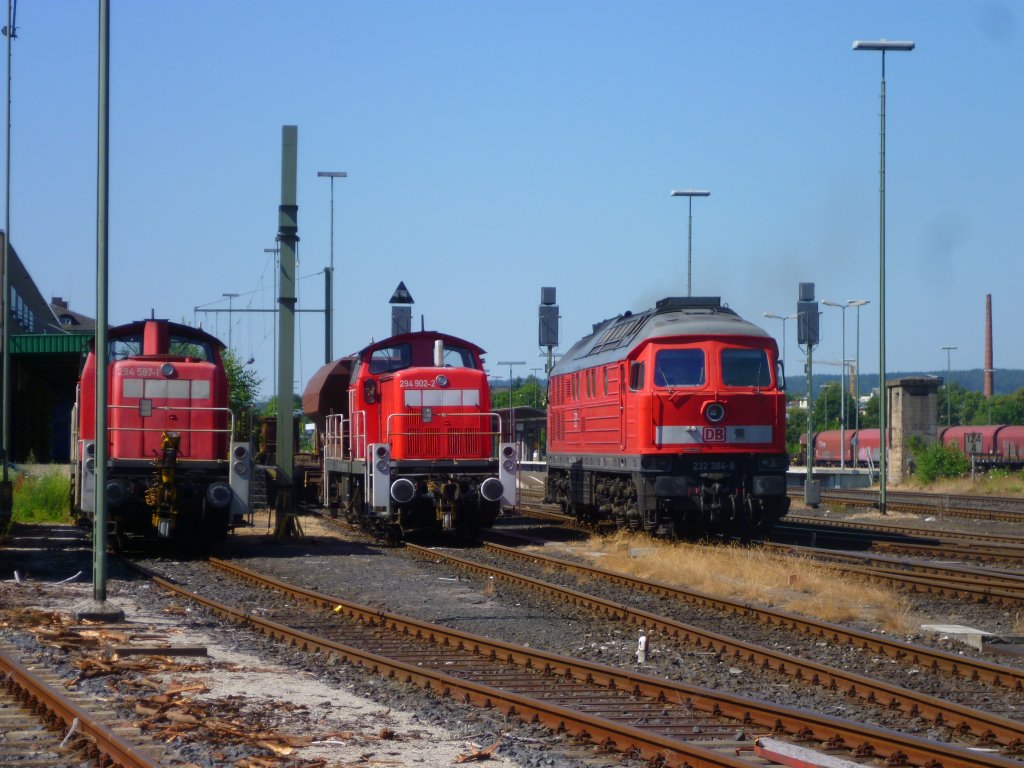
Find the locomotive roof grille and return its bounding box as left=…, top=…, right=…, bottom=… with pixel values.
left=585, top=296, right=737, bottom=358
left=554, top=296, right=764, bottom=376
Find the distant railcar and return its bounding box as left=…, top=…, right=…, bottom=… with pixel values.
left=70, top=319, right=251, bottom=549
left=545, top=296, right=790, bottom=539
left=303, top=330, right=515, bottom=541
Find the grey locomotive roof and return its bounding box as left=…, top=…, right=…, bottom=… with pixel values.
left=552, top=297, right=770, bottom=376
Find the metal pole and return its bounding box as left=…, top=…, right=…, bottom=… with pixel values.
left=854, top=39, right=914, bottom=514
left=686, top=196, right=693, bottom=297
left=942, top=345, right=956, bottom=427
left=840, top=306, right=846, bottom=469
left=1, top=0, right=14, bottom=511
left=671, top=189, right=709, bottom=299
left=277, top=126, right=298, bottom=502
left=222, top=292, right=238, bottom=349
left=94, top=0, right=111, bottom=601
left=317, top=171, right=347, bottom=364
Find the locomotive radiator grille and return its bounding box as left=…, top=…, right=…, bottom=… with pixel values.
left=405, top=428, right=484, bottom=458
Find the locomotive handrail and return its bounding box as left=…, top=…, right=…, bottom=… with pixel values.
left=324, top=413, right=347, bottom=462
left=105, top=405, right=236, bottom=459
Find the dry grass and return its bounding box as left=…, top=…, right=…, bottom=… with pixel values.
left=906, top=474, right=1024, bottom=497
left=557, top=531, right=922, bottom=634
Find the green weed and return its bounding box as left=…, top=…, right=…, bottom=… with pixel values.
left=12, top=470, right=71, bottom=525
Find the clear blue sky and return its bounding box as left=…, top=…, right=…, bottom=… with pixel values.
left=7, top=1, right=1022, bottom=396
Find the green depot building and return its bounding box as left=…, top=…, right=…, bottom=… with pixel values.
left=2, top=233, right=94, bottom=463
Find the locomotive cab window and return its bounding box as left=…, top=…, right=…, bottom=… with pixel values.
left=441, top=344, right=478, bottom=369
left=628, top=361, right=645, bottom=391
left=721, top=348, right=772, bottom=387
left=369, top=343, right=411, bottom=374
left=653, top=349, right=705, bottom=387
left=776, top=360, right=786, bottom=390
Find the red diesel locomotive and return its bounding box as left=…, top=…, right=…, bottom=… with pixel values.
left=70, top=319, right=251, bottom=548
left=545, top=296, right=790, bottom=538
left=303, top=330, right=515, bottom=540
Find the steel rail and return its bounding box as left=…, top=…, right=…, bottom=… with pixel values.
left=762, top=542, right=1024, bottom=607
left=141, top=557, right=1022, bottom=768
left=476, top=537, right=1024, bottom=693
left=0, top=642, right=162, bottom=768
left=783, top=514, right=1024, bottom=547
left=773, top=522, right=1024, bottom=565
left=404, top=542, right=1024, bottom=751
left=789, top=488, right=1024, bottom=523
left=765, top=542, right=1024, bottom=596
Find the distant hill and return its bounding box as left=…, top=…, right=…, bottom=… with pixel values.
left=785, top=369, right=1024, bottom=397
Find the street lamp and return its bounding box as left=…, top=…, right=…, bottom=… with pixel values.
left=849, top=299, right=869, bottom=431
left=762, top=312, right=796, bottom=375
left=317, top=171, right=347, bottom=364
left=941, top=345, right=957, bottom=427
left=222, top=292, right=239, bottom=350
left=823, top=300, right=865, bottom=470
left=670, top=189, right=710, bottom=297
left=854, top=38, right=914, bottom=513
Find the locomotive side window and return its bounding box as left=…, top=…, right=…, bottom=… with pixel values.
left=628, top=361, right=645, bottom=391
left=442, top=344, right=478, bottom=368
left=776, top=360, right=786, bottom=390
left=369, top=343, right=411, bottom=374
left=721, top=348, right=772, bottom=387
left=653, top=349, right=705, bottom=387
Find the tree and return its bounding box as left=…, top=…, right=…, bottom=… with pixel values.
left=222, top=348, right=262, bottom=439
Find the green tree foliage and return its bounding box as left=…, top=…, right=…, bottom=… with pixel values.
left=785, top=407, right=807, bottom=457
left=909, top=438, right=969, bottom=483
left=222, top=348, right=262, bottom=439
left=810, top=382, right=857, bottom=432
left=491, top=375, right=546, bottom=409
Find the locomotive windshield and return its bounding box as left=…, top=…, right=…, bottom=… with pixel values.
left=721, top=348, right=772, bottom=387
left=654, top=349, right=705, bottom=387
left=368, top=341, right=480, bottom=374
left=107, top=333, right=215, bottom=362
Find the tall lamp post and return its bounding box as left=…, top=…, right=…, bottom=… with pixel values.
left=317, top=171, right=347, bottom=364
left=762, top=312, right=796, bottom=374
left=850, top=299, right=869, bottom=431
left=221, top=292, right=238, bottom=350
left=823, top=300, right=862, bottom=470
left=670, top=189, right=710, bottom=297
left=853, top=38, right=914, bottom=514
left=941, top=345, right=957, bottom=427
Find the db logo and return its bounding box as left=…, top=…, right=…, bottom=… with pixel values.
left=703, top=427, right=726, bottom=442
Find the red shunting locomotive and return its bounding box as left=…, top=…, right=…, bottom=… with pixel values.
left=545, top=296, right=790, bottom=538
left=70, top=319, right=251, bottom=548
left=303, top=330, right=516, bottom=540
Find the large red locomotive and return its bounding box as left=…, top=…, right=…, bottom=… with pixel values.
left=545, top=296, right=790, bottom=538
left=70, top=319, right=251, bottom=548
left=302, top=329, right=515, bottom=540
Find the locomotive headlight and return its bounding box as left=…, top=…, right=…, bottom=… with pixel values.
left=435, top=374, right=449, bottom=387
left=480, top=477, right=503, bottom=502
left=160, top=362, right=177, bottom=378
left=705, top=403, right=726, bottom=423
left=391, top=478, right=416, bottom=503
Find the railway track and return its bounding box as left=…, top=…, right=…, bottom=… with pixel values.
left=131, top=554, right=1024, bottom=768
left=788, top=487, right=1024, bottom=522
left=0, top=640, right=162, bottom=768
left=409, top=537, right=1024, bottom=751
left=514, top=495, right=1024, bottom=605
